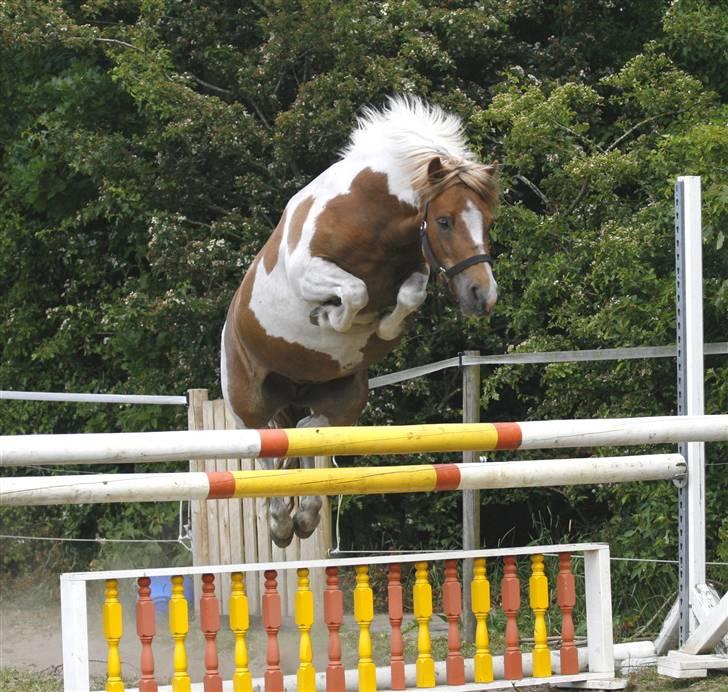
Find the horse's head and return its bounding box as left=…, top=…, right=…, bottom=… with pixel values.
left=419, top=156, right=498, bottom=316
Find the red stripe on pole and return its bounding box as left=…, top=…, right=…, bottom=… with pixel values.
left=259, top=429, right=289, bottom=458
left=207, top=472, right=236, bottom=499
left=495, top=423, right=522, bottom=449
left=434, top=464, right=462, bottom=491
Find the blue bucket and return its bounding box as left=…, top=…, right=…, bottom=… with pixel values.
left=149, top=575, right=193, bottom=614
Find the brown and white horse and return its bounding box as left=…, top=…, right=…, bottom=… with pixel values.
left=221, top=97, right=498, bottom=547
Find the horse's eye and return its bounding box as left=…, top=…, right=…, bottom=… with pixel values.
left=436, top=216, right=451, bottom=230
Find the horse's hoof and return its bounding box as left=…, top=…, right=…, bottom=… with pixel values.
left=293, top=510, right=321, bottom=539
left=269, top=499, right=295, bottom=548
left=293, top=496, right=322, bottom=539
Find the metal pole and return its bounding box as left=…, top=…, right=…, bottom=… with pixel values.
left=461, top=350, right=481, bottom=643
left=675, top=176, right=706, bottom=644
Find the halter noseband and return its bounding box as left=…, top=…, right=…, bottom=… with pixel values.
left=419, top=203, right=494, bottom=279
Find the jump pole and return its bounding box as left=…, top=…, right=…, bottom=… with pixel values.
left=1, top=415, right=726, bottom=467
left=0, top=454, right=686, bottom=506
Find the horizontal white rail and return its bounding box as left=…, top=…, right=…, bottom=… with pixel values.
left=0, top=415, right=726, bottom=467
left=0, top=454, right=685, bottom=507
left=0, top=390, right=187, bottom=405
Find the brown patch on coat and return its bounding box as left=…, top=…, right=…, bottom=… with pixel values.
left=287, top=196, right=315, bottom=253
left=311, top=168, right=425, bottom=315
left=262, top=208, right=287, bottom=274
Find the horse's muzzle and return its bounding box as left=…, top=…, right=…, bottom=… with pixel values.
left=454, top=275, right=498, bottom=316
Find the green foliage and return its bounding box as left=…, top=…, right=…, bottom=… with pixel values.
left=1, top=0, right=726, bottom=634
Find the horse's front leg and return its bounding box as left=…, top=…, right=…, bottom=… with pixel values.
left=256, top=455, right=296, bottom=548
left=298, top=257, right=369, bottom=332
left=291, top=413, right=328, bottom=540
left=377, top=267, right=430, bottom=340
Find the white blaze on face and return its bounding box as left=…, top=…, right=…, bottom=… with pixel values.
left=460, top=199, right=497, bottom=308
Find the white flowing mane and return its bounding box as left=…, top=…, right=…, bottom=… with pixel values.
left=342, top=95, right=496, bottom=205
left=342, top=95, right=474, bottom=167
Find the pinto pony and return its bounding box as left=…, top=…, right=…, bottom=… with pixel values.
left=221, top=97, right=498, bottom=547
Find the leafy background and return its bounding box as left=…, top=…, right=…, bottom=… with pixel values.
left=1, top=0, right=726, bottom=638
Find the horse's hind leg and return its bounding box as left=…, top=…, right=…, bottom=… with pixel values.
left=291, top=413, right=328, bottom=540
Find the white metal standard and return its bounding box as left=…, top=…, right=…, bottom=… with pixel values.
left=0, top=454, right=686, bottom=506
left=1, top=415, right=727, bottom=467
left=676, top=176, right=707, bottom=643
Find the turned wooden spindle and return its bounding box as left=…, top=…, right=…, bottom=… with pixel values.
left=443, top=560, right=465, bottom=685
left=296, top=568, right=316, bottom=692
left=229, top=572, right=252, bottom=692
left=324, top=566, right=345, bottom=692
left=557, top=552, right=579, bottom=674
left=387, top=564, right=406, bottom=690
left=136, top=576, right=158, bottom=692
left=103, top=578, right=124, bottom=692
left=354, top=565, right=376, bottom=691
left=169, top=575, right=191, bottom=692
left=471, top=557, right=493, bottom=683
left=501, top=556, right=523, bottom=680
left=413, top=561, right=435, bottom=688
left=529, top=555, right=552, bottom=677
left=262, top=570, right=284, bottom=692
left=200, top=574, right=222, bottom=691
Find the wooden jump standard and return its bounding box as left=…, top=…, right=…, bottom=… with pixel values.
left=1, top=415, right=726, bottom=467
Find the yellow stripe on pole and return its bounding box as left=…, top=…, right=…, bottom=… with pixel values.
left=283, top=423, right=499, bottom=457
left=231, top=466, right=439, bottom=497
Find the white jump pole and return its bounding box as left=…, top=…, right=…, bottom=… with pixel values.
left=1, top=415, right=727, bottom=467
left=0, top=454, right=686, bottom=506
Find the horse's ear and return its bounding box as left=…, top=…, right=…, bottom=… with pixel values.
left=427, top=156, right=446, bottom=182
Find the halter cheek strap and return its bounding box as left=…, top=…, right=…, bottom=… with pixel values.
left=419, top=210, right=494, bottom=280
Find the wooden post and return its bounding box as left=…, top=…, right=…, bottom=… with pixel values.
left=169, top=575, right=191, bottom=692
left=324, top=567, right=345, bottom=692
left=229, top=572, right=252, bottom=692
left=354, top=565, right=376, bottom=691
left=413, top=561, right=435, bottom=688
left=188, top=388, right=209, bottom=610
left=136, top=577, right=158, bottom=692
left=103, top=579, right=124, bottom=692
left=557, top=553, right=579, bottom=674
left=443, top=560, right=465, bottom=685
left=200, top=574, right=222, bottom=692
left=263, top=570, right=284, bottom=692
left=462, top=350, right=481, bottom=643
left=387, top=564, right=406, bottom=690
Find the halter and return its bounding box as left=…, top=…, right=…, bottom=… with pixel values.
left=419, top=202, right=494, bottom=279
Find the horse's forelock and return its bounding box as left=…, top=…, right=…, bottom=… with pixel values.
left=418, top=159, right=499, bottom=210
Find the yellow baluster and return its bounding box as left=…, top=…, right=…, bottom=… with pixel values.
left=530, top=554, right=552, bottom=677
left=354, top=565, right=376, bottom=691
left=471, top=558, right=493, bottom=682
left=295, top=568, right=316, bottom=692
left=103, top=579, right=124, bottom=692
left=413, top=561, right=435, bottom=688
left=230, top=572, right=252, bottom=692
left=169, top=576, right=191, bottom=692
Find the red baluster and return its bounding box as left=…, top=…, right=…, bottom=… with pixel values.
left=443, top=560, right=465, bottom=685
left=388, top=564, right=405, bottom=690
left=136, top=577, right=158, bottom=692
left=200, top=574, right=222, bottom=691
left=501, top=556, right=523, bottom=680
left=263, top=569, right=284, bottom=692
left=324, top=566, right=345, bottom=692
left=557, top=553, right=579, bottom=674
